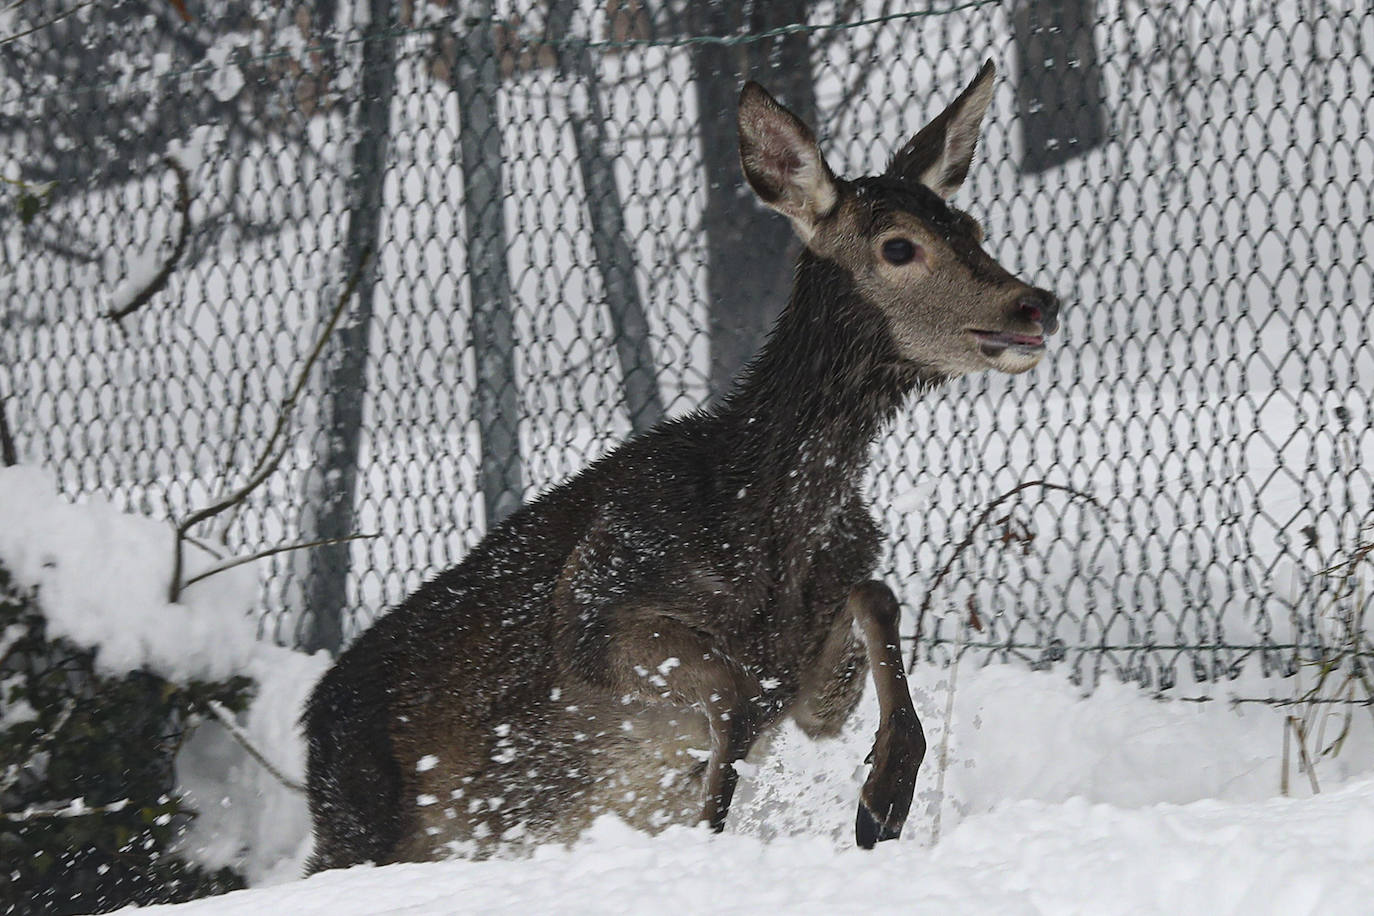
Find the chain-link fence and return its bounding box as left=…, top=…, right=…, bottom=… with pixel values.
left=2, top=0, right=1371, bottom=695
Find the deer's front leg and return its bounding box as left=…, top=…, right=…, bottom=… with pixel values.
left=848, top=580, right=925, bottom=847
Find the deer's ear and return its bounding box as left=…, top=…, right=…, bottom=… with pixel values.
left=738, top=82, right=838, bottom=241
left=886, top=60, right=996, bottom=199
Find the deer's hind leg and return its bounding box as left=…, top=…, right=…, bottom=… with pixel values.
left=553, top=517, right=768, bottom=833
left=792, top=580, right=925, bottom=848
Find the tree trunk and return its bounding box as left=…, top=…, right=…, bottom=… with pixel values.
left=685, top=0, right=817, bottom=399
left=455, top=5, right=525, bottom=529
left=297, top=0, right=397, bottom=655
left=1014, top=0, right=1106, bottom=173
left=547, top=0, right=665, bottom=433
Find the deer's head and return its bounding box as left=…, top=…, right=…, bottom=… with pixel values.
left=738, top=61, right=1059, bottom=377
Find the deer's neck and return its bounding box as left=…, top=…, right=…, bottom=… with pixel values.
left=718, top=252, right=941, bottom=501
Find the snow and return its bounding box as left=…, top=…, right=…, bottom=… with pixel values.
left=120, top=782, right=1374, bottom=914
left=204, top=34, right=248, bottom=103
left=122, top=660, right=1374, bottom=915
left=3, top=466, right=1372, bottom=912
left=0, top=465, right=261, bottom=683
left=173, top=644, right=328, bottom=885
left=0, top=465, right=330, bottom=884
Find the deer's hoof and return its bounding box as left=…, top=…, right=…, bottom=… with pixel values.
left=855, top=707, right=924, bottom=849
left=855, top=801, right=902, bottom=849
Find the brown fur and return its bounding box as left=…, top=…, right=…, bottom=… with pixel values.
left=304, top=60, right=1059, bottom=871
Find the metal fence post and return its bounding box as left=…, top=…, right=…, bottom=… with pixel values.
left=297, top=0, right=398, bottom=655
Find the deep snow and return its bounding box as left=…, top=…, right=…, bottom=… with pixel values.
left=6, top=466, right=1372, bottom=915
left=125, top=778, right=1374, bottom=915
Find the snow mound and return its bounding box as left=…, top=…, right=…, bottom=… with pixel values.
left=124, top=778, right=1374, bottom=915
left=0, top=465, right=330, bottom=884
left=0, top=465, right=260, bottom=683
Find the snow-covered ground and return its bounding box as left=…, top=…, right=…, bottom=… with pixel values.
left=130, top=778, right=1374, bottom=915
left=157, top=660, right=1374, bottom=915
left=5, top=466, right=1373, bottom=915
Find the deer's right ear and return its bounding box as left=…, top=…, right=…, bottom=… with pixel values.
left=738, top=82, right=838, bottom=242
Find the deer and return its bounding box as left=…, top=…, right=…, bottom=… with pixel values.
left=303, top=59, right=1059, bottom=871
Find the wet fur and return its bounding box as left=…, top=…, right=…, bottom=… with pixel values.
left=304, top=256, right=925, bottom=869
left=305, top=64, right=1055, bottom=870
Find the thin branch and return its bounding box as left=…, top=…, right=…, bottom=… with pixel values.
left=182, top=533, right=228, bottom=561
left=1, top=796, right=130, bottom=823
left=0, top=698, right=76, bottom=796
left=169, top=248, right=372, bottom=602
left=909, top=481, right=1110, bottom=671
left=1280, top=712, right=1290, bottom=796
left=206, top=700, right=305, bottom=794
left=1287, top=715, right=1322, bottom=795
left=0, top=0, right=96, bottom=45
left=929, top=614, right=966, bottom=846
left=105, top=156, right=193, bottom=322
left=179, top=533, right=378, bottom=591
left=0, top=381, right=16, bottom=466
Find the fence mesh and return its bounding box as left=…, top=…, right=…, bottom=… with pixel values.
left=2, top=0, right=1372, bottom=693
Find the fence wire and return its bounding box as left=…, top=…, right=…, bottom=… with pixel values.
left=2, top=0, right=1372, bottom=694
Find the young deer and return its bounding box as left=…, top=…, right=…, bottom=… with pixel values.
left=304, top=60, right=1059, bottom=870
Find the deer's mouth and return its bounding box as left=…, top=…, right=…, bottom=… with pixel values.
left=970, top=330, right=1045, bottom=357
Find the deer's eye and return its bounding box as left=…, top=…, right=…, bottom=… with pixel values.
left=881, top=238, right=919, bottom=265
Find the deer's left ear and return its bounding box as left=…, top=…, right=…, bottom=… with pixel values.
left=738, top=82, right=838, bottom=242
left=886, top=60, right=996, bottom=199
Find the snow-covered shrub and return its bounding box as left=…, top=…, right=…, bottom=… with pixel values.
left=0, top=563, right=250, bottom=914
left=0, top=466, right=329, bottom=890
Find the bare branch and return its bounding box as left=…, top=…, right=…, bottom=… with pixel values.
left=1287, top=715, right=1322, bottom=795
left=169, top=249, right=372, bottom=602
left=909, top=481, right=1110, bottom=671
left=206, top=700, right=305, bottom=794
left=179, top=533, right=378, bottom=592
left=1, top=796, right=130, bottom=823
left=0, top=381, right=16, bottom=466
left=105, top=156, right=193, bottom=322
left=0, top=0, right=97, bottom=45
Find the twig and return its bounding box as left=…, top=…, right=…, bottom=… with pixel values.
left=0, top=0, right=96, bottom=45
left=0, top=381, right=16, bottom=466
left=1280, top=714, right=1290, bottom=797
left=0, top=698, right=76, bottom=796
left=182, top=533, right=228, bottom=561
left=1, top=796, right=130, bottom=822
left=106, top=156, right=193, bottom=322
left=179, top=533, right=378, bottom=592
left=1287, top=716, right=1321, bottom=795
left=929, top=611, right=967, bottom=846
left=206, top=700, right=305, bottom=794
left=909, top=481, right=1109, bottom=671
left=168, top=248, right=372, bottom=602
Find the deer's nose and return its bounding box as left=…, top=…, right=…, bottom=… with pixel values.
left=1015, top=289, right=1060, bottom=335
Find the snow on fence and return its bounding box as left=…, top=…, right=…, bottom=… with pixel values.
left=1, top=0, right=1371, bottom=695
